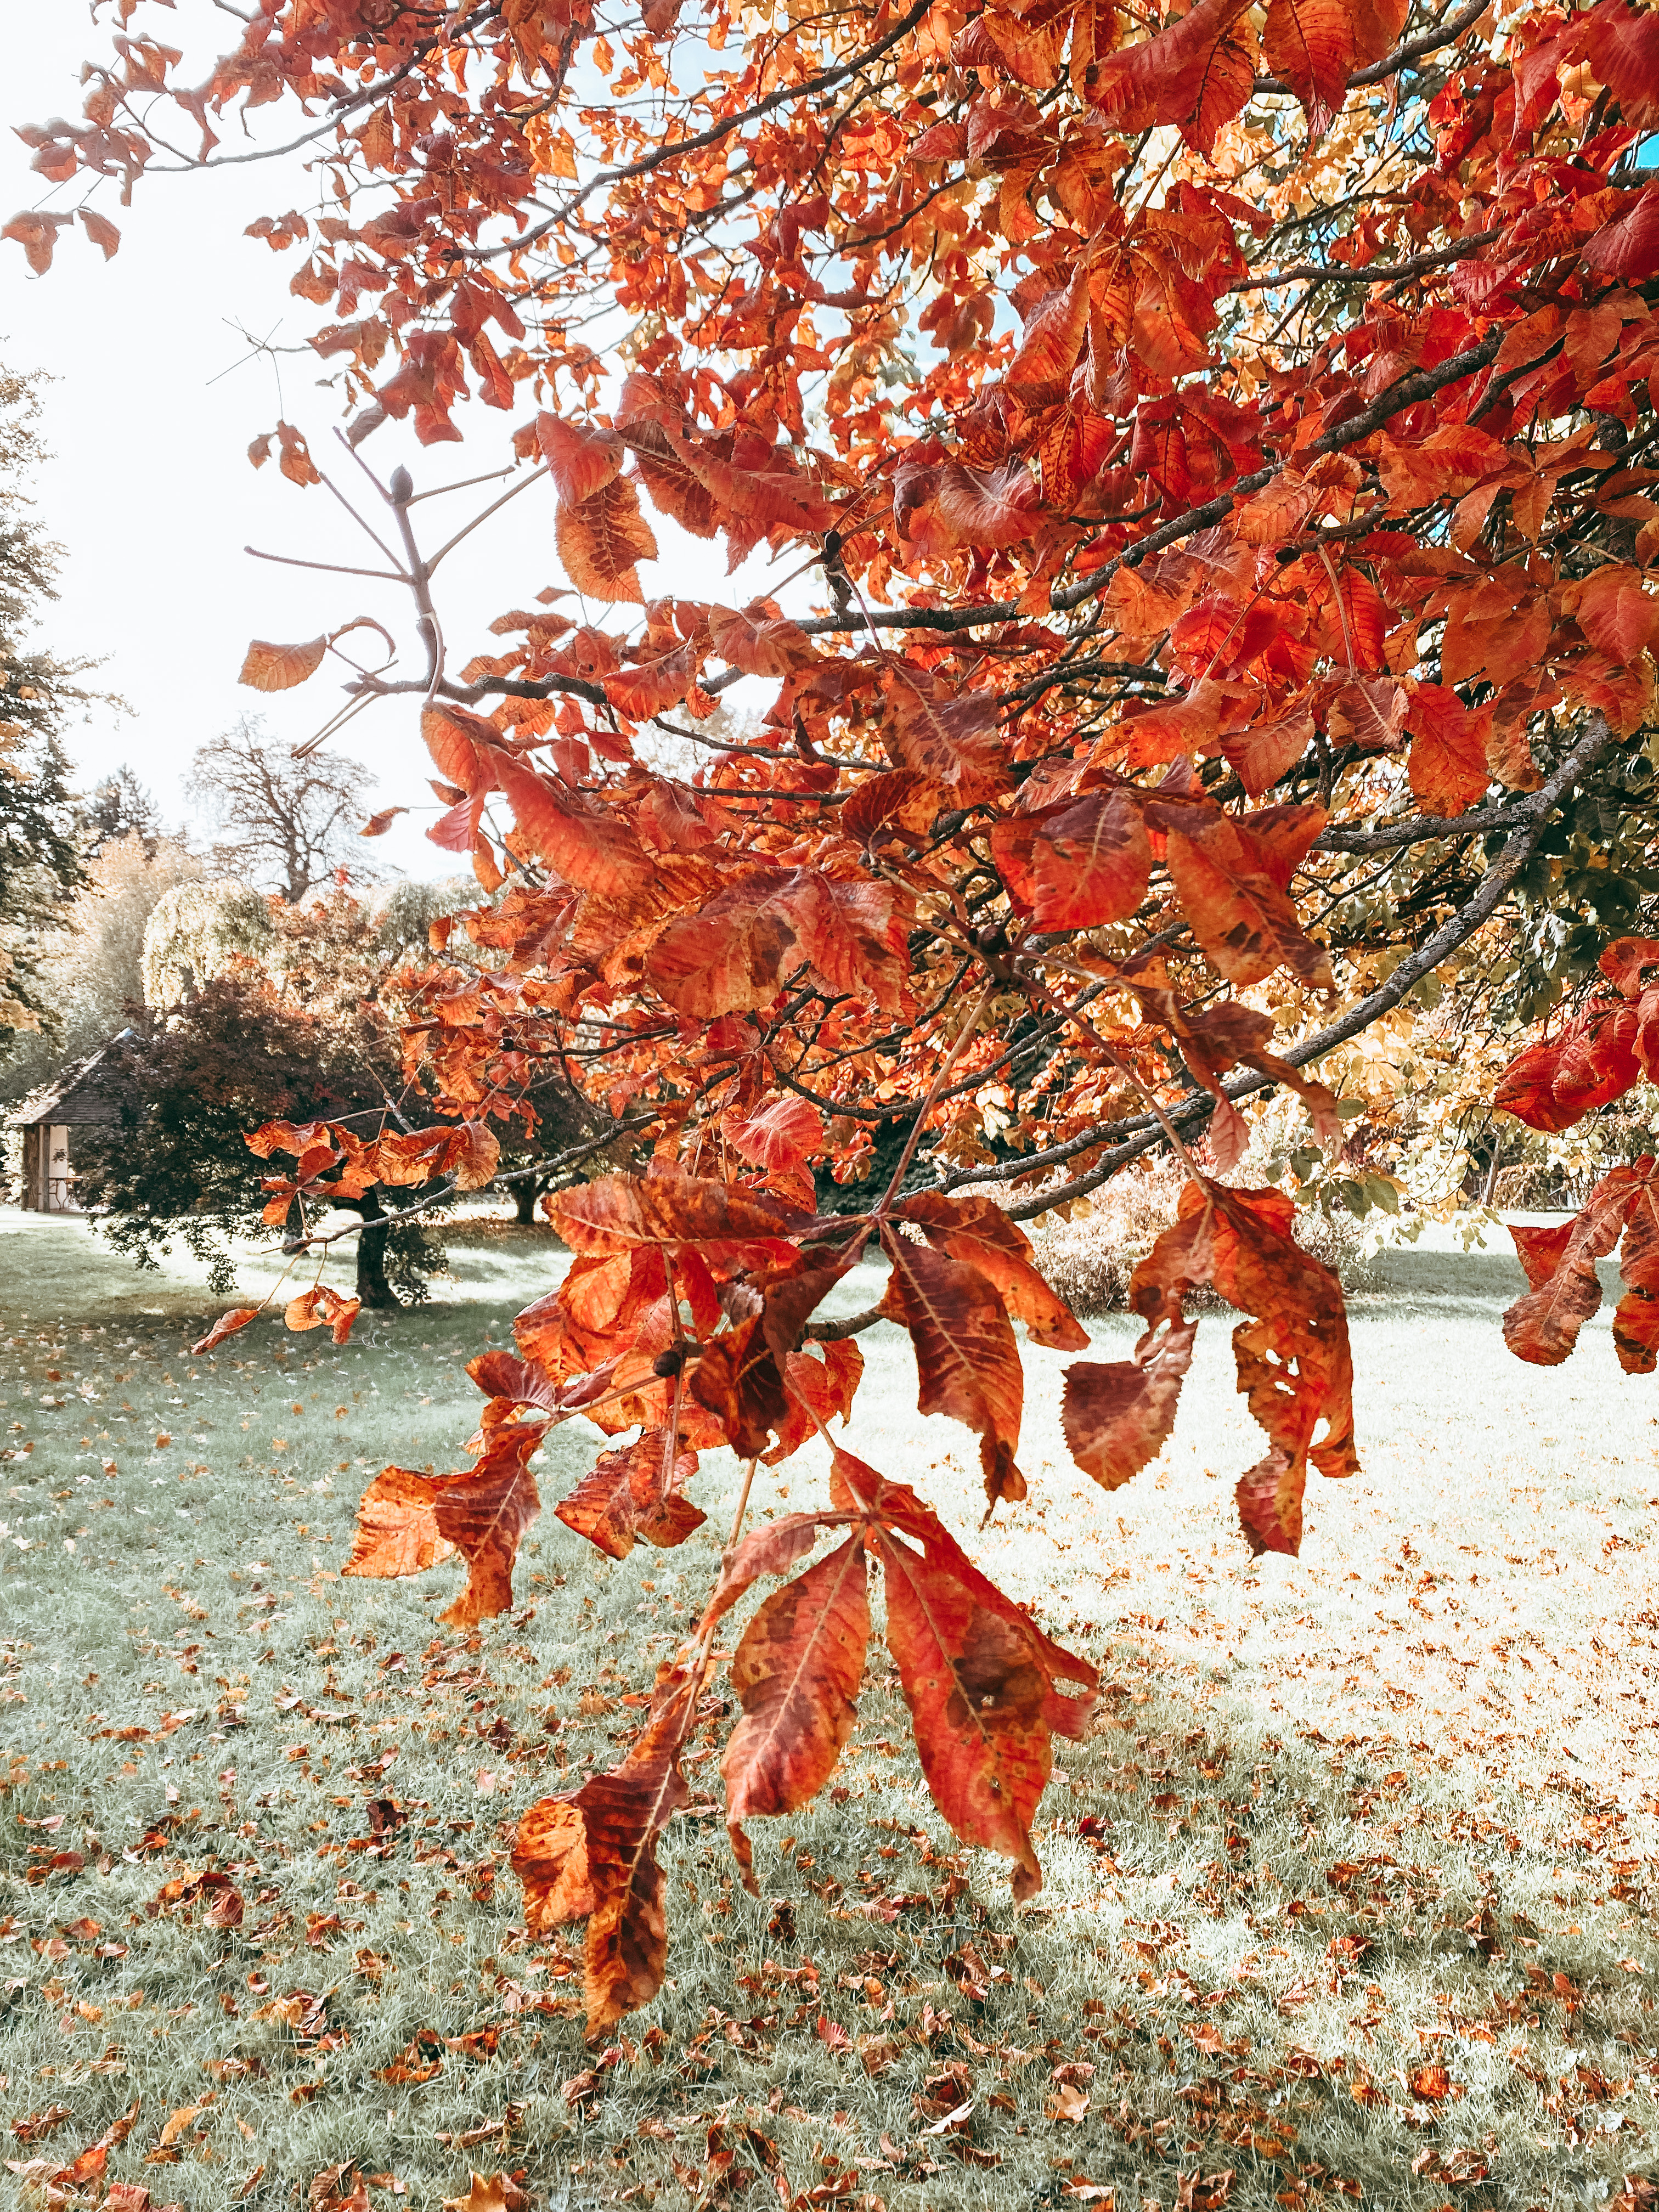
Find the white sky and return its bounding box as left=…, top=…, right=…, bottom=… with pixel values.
left=4, top=6, right=774, bottom=886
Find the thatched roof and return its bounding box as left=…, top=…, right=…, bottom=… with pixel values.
left=12, top=1031, right=137, bottom=1128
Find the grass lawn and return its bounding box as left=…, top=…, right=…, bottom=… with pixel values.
left=1, top=1209, right=1656, bottom=2210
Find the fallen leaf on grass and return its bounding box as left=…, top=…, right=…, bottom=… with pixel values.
left=919, top=2096, right=976, bottom=2137
left=1175, top=2176, right=1234, bottom=2210
left=235, top=2169, right=264, bottom=2204
left=308, top=2166, right=371, bottom=2211
left=1047, top=2081, right=1090, bottom=2123
left=147, top=2100, right=212, bottom=2161
left=9, top=2106, right=71, bottom=2144
left=1407, top=2062, right=1452, bottom=2101
left=442, top=2177, right=529, bottom=2212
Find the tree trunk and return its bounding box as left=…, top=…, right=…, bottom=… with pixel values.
left=356, top=1186, right=399, bottom=1310
left=514, top=1176, right=540, bottom=1226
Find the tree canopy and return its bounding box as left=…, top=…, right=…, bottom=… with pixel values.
left=0, top=363, right=92, bottom=1036
left=15, top=0, right=1659, bottom=2033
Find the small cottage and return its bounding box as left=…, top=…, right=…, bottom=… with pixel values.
left=12, top=1034, right=133, bottom=1212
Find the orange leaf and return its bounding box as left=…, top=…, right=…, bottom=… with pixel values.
left=555, top=1427, right=704, bottom=1559
left=512, top=1797, right=598, bottom=1928
left=240, top=637, right=328, bottom=691
left=707, top=602, right=820, bottom=677
left=78, top=208, right=121, bottom=260
left=556, top=475, right=657, bottom=603
left=343, top=1465, right=457, bottom=1580
left=1150, top=795, right=1334, bottom=992
left=536, top=413, right=623, bottom=505
left=191, top=1307, right=261, bottom=1356
left=433, top=1425, right=544, bottom=1625
left=3, top=211, right=68, bottom=273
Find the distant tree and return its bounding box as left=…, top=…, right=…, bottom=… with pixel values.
left=0, top=830, right=200, bottom=1109
left=187, top=715, right=375, bottom=904
left=0, top=363, right=93, bottom=1039
left=78, top=892, right=445, bottom=1307
left=78, top=765, right=160, bottom=858
left=141, top=877, right=275, bottom=1008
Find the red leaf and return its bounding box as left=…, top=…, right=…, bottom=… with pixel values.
left=1062, top=1318, right=1198, bottom=1492
left=511, top=1676, right=700, bottom=2034
left=647, top=869, right=808, bottom=1019
left=490, top=752, right=655, bottom=901
left=1262, top=0, right=1352, bottom=126
left=1582, top=188, right=1659, bottom=282
left=1007, top=257, right=1092, bottom=402
left=1494, top=1004, right=1640, bottom=1133
left=1406, top=683, right=1491, bottom=817
left=555, top=1427, right=703, bottom=1559
left=879, top=1228, right=1026, bottom=1507
left=1502, top=1163, right=1650, bottom=1367
left=1086, top=0, right=1257, bottom=156
left=690, top=1314, right=790, bottom=1458
left=721, top=1534, right=870, bottom=1886
left=432, top=1425, right=545, bottom=1624
left=725, top=1094, right=823, bottom=1176
left=1127, top=1181, right=1356, bottom=1555
left=1027, top=788, right=1151, bottom=932
left=894, top=1192, right=1088, bottom=1351
left=884, top=680, right=1010, bottom=803
left=1613, top=1163, right=1659, bottom=1375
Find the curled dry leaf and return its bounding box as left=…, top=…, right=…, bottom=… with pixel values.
left=284, top=1286, right=362, bottom=1345
left=191, top=1306, right=261, bottom=1357
left=239, top=636, right=328, bottom=691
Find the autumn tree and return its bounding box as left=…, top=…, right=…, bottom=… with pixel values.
left=0, top=828, right=200, bottom=1111
left=187, top=715, right=376, bottom=904
left=78, top=883, right=603, bottom=1303
left=77, top=891, right=453, bottom=1306
left=19, top=0, right=1659, bottom=2030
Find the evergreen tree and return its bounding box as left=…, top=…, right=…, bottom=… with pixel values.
left=0, top=364, right=92, bottom=1038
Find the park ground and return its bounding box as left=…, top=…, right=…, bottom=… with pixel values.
left=0, top=1208, right=1656, bottom=2211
